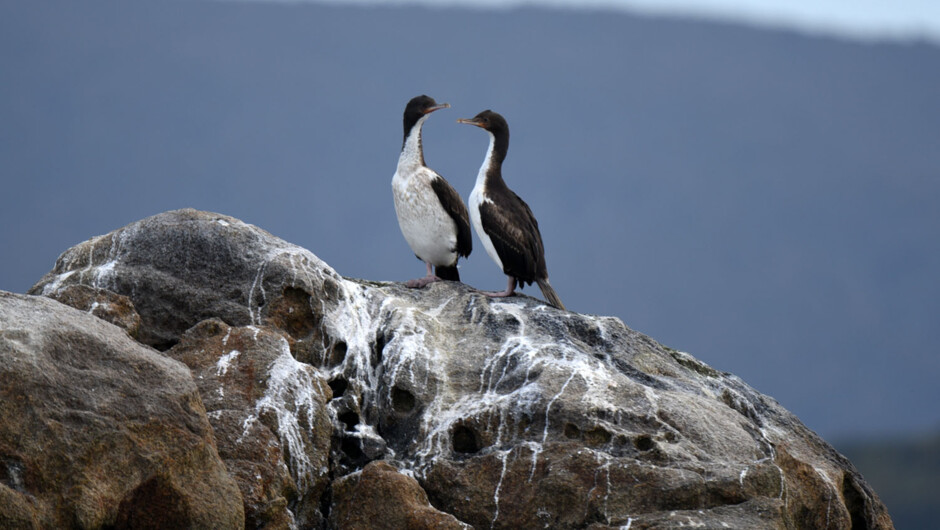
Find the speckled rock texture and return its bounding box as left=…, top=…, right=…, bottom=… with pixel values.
left=17, top=208, right=893, bottom=528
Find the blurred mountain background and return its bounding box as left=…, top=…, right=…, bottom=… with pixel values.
left=837, top=432, right=940, bottom=528
left=1, top=0, right=937, bottom=524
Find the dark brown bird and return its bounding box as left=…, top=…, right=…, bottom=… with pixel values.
left=458, top=110, right=565, bottom=310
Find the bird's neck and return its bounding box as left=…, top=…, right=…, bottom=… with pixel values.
left=476, top=131, right=509, bottom=192
left=399, top=116, right=428, bottom=171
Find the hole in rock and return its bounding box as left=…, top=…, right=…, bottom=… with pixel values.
left=634, top=434, right=655, bottom=452
left=564, top=423, right=581, bottom=439
left=115, top=475, right=188, bottom=527
left=327, top=341, right=348, bottom=367
left=339, top=411, right=360, bottom=431
left=391, top=386, right=416, bottom=413
left=452, top=425, right=481, bottom=454
left=155, top=338, right=179, bottom=352
left=585, top=427, right=612, bottom=446
left=370, top=332, right=387, bottom=368
left=341, top=436, right=365, bottom=462
left=318, top=485, right=333, bottom=524
left=328, top=377, right=348, bottom=399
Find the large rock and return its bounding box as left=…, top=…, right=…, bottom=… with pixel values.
left=167, top=319, right=333, bottom=528
left=330, top=461, right=470, bottom=529
left=28, top=209, right=894, bottom=528
left=31, top=209, right=343, bottom=351
left=0, top=291, right=244, bottom=529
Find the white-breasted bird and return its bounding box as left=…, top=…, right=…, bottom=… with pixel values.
left=458, top=110, right=565, bottom=310
left=392, top=95, right=472, bottom=287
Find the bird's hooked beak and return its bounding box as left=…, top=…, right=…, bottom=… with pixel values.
left=457, top=117, right=484, bottom=128
left=423, top=103, right=450, bottom=114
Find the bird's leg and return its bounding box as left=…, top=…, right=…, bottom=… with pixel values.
left=481, top=276, right=517, bottom=298
left=405, top=261, right=443, bottom=288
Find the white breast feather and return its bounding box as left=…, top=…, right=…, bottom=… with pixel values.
left=392, top=117, right=459, bottom=267
left=469, top=133, right=504, bottom=271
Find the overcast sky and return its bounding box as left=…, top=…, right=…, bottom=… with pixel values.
left=294, top=0, right=940, bottom=41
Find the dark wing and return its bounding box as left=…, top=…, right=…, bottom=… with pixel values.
left=479, top=191, right=547, bottom=286
left=505, top=191, right=549, bottom=281
left=430, top=175, right=472, bottom=258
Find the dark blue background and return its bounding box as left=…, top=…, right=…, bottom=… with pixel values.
left=2, top=0, right=938, bottom=442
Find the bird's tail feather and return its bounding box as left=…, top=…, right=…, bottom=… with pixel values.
left=536, top=278, right=566, bottom=310
left=435, top=265, right=460, bottom=282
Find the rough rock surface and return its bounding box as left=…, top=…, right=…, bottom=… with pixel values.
left=0, top=291, right=243, bottom=529
left=43, top=283, right=141, bottom=337
left=20, top=208, right=893, bottom=528
left=167, top=319, right=333, bottom=528
left=330, top=461, right=470, bottom=529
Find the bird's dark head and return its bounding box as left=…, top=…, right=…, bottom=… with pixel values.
left=404, top=95, right=450, bottom=122
left=402, top=95, right=449, bottom=147
left=459, top=110, right=510, bottom=167
left=457, top=110, right=508, bottom=135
